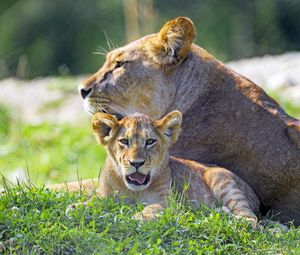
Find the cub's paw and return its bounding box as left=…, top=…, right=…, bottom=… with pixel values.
left=232, top=214, right=259, bottom=229
left=132, top=211, right=159, bottom=221
left=216, top=206, right=259, bottom=229
left=133, top=212, right=147, bottom=221
left=244, top=216, right=259, bottom=229
left=132, top=212, right=160, bottom=221
left=132, top=204, right=164, bottom=221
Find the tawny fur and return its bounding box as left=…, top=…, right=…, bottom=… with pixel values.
left=78, top=17, right=300, bottom=225
left=53, top=112, right=260, bottom=227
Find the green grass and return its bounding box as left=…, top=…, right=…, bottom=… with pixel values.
left=0, top=119, right=106, bottom=186
left=0, top=184, right=299, bottom=255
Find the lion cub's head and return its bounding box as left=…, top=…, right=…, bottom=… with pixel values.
left=92, top=111, right=182, bottom=191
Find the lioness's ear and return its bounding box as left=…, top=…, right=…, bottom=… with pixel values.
left=92, top=113, right=119, bottom=145
left=154, top=110, right=182, bottom=146
left=147, top=17, right=196, bottom=65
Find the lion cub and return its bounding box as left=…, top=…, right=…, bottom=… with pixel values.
left=88, top=110, right=260, bottom=226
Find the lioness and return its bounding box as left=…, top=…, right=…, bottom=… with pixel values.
left=89, top=111, right=258, bottom=226
left=78, top=17, right=300, bottom=224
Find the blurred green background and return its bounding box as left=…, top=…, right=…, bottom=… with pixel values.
left=1, top=0, right=300, bottom=79
left=1, top=0, right=300, bottom=186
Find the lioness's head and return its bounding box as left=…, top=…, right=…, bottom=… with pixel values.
left=92, top=110, right=182, bottom=191
left=79, top=17, right=196, bottom=119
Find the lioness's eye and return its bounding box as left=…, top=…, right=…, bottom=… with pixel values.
left=115, top=60, right=128, bottom=68
left=145, top=139, right=156, bottom=147
left=119, top=138, right=129, bottom=146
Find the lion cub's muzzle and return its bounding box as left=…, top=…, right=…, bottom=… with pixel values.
left=125, top=160, right=150, bottom=186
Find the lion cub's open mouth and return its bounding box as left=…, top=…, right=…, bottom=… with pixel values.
left=126, top=172, right=150, bottom=186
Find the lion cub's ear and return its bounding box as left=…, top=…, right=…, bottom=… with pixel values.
left=154, top=110, right=182, bottom=146
left=147, top=17, right=196, bottom=65
left=92, top=113, right=119, bottom=145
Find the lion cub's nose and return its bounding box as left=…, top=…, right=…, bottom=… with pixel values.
left=80, top=87, right=92, bottom=99
left=129, top=160, right=145, bottom=169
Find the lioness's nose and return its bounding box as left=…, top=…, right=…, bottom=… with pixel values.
left=79, top=74, right=97, bottom=99
left=129, top=160, right=145, bottom=169
left=80, top=87, right=92, bottom=99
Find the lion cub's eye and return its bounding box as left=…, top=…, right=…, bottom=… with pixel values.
left=119, top=138, right=129, bottom=146
left=145, top=139, right=156, bottom=148
left=115, top=60, right=128, bottom=68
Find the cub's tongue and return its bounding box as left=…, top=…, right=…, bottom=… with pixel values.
left=128, top=173, right=147, bottom=184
